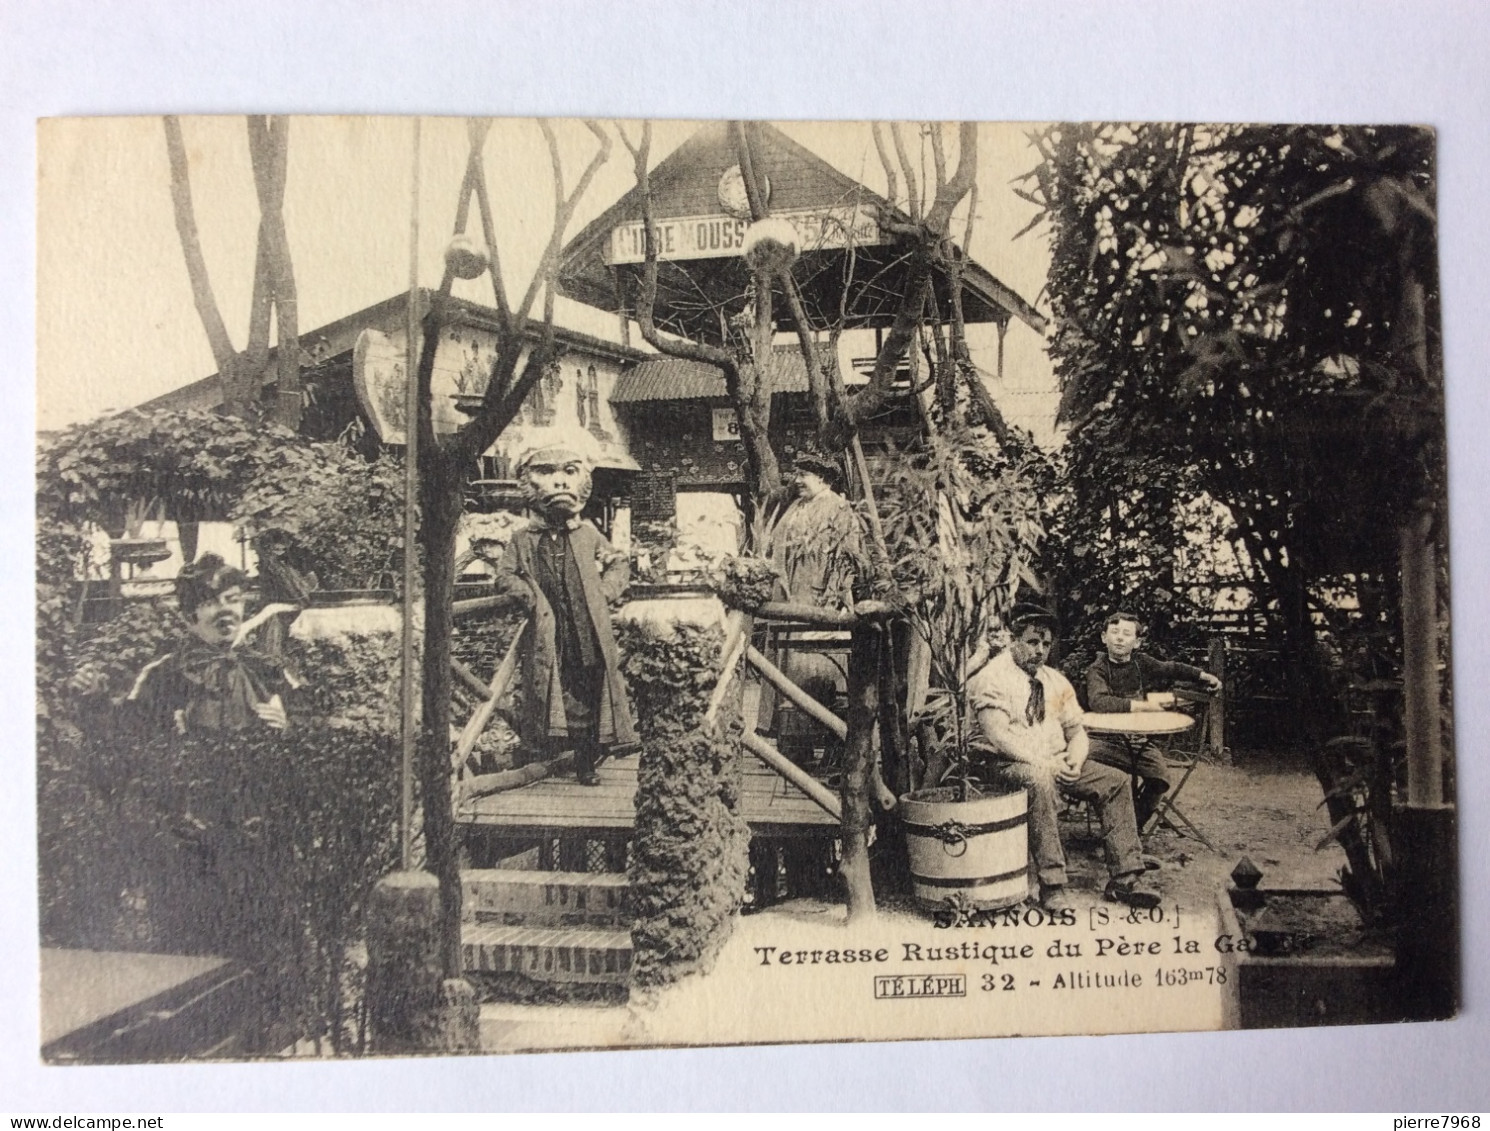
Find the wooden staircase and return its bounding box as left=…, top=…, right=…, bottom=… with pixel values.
left=460, top=851, right=633, bottom=988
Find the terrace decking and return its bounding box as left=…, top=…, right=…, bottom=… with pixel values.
left=457, top=748, right=838, bottom=838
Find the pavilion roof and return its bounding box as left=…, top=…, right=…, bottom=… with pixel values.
left=558, top=122, right=1046, bottom=345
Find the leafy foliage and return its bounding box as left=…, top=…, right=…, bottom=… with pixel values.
left=36, top=407, right=413, bottom=1049
left=879, top=427, right=1047, bottom=797
left=1025, top=123, right=1446, bottom=919
left=38, top=410, right=302, bottom=529
left=38, top=625, right=401, bottom=1054
left=1042, top=449, right=1224, bottom=685
left=1027, top=123, right=1440, bottom=610
left=37, top=408, right=403, bottom=592
left=233, top=445, right=405, bottom=591
left=617, top=619, right=750, bottom=988
left=706, top=501, right=784, bottom=611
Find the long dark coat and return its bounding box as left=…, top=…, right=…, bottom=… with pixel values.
left=492, top=517, right=638, bottom=752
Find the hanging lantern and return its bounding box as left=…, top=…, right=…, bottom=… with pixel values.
left=445, top=234, right=490, bottom=279
left=741, top=216, right=800, bottom=272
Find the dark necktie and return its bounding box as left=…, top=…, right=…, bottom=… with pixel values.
left=1026, top=675, right=1046, bottom=726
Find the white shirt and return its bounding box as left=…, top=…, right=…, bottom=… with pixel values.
left=967, top=648, right=1084, bottom=760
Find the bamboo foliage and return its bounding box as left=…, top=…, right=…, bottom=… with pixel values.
left=879, top=427, right=1046, bottom=799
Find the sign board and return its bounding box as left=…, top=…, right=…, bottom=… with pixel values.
left=352, top=328, right=409, bottom=445
left=711, top=407, right=741, bottom=441
left=606, top=204, right=884, bottom=266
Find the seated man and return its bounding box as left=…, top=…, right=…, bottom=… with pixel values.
left=969, top=603, right=1162, bottom=913
left=1085, top=610, right=1222, bottom=828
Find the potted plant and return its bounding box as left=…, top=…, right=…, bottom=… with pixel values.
left=450, top=336, right=490, bottom=415
left=880, top=427, right=1046, bottom=912
left=108, top=497, right=171, bottom=569
left=706, top=503, right=784, bottom=614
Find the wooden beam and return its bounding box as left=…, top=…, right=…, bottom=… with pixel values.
left=452, top=595, right=504, bottom=618
left=1401, top=505, right=1442, bottom=806
left=460, top=752, right=576, bottom=800
left=1206, top=637, right=1227, bottom=759
left=452, top=621, right=526, bottom=772
left=753, top=600, right=891, bottom=627
left=703, top=610, right=751, bottom=728
left=840, top=624, right=881, bottom=922
left=451, top=659, right=491, bottom=698
left=746, top=645, right=847, bottom=740
left=741, top=732, right=841, bottom=820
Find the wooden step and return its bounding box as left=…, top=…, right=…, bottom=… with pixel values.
left=462, top=923, right=632, bottom=984
left=462, top=869, right=629, bottom=928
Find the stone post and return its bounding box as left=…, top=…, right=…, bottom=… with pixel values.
left=365, top=870, right=479, bottom=1053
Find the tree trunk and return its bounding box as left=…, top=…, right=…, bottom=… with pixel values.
left=840, top=623, right=880, bottom=923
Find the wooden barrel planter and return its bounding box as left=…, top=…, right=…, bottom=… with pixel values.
left=900, top=787, right=1029, bottom=910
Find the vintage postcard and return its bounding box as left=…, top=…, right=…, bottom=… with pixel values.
left=34, top=115, right=1456, bottom=1062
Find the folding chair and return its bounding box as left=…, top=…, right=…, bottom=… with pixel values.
left=1142, top=688, right=1220, bottom=852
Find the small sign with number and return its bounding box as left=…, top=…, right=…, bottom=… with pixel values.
left=712, top=408, right=741, bottom=442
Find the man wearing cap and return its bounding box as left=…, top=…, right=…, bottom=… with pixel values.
left=492, top=427, right=638, bottom=785
left=967, top=603, right=1162, bottom=912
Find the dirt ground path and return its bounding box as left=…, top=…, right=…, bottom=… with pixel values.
left=1056, top=751, right=1348, bottom=911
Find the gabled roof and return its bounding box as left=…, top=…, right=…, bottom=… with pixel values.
left=611, top=348, right=809, bottom=404
left=559, top=122, right=1046, bottom=344
left=135, top=290, right=647, bottom=415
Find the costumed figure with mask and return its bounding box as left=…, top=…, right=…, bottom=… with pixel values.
left=490, top=426, right=638, bottom=786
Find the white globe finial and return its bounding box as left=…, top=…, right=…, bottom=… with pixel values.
left=741, top=216, right=800, bottom=271
left=445, top=234, right=490, bottom=279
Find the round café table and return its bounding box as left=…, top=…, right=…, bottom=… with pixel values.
left=1082, top=710, right=1195, bottom=737
left=1080, top=710, right=1217, bottom=852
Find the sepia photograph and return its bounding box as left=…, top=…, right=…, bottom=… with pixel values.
left=32, top=111, right=1459, bottom=1066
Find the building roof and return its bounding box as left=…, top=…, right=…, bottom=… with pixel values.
left=558, top=121, right=1047, bottom=345
left=611, top=349, right=809, bottom=404
left=135, top=290, right=647, bottom=415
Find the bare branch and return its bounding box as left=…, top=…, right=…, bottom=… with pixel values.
left=615, top=120, right=643, bottom=162
left=242, top=118, right=277, bottom=367
left=248, top=115, right=301, bottom=428
left=465, top=118, right=513, bottom=327
left=840, top=275, right=929, bottom=436
left=780, top=270, right=830, bottom=433
left=628, top=122, right=737, bottom=370
left=162, top=116, right=236, bottom=374
left=962, top=181, right=978, bottom=260
left=871, top=122, right=898, bottom=208
left=732, top=121, right=769, bottom=220
left=924, top=122, right=978, bottom=234
left=509, top=118, right=611, bottom=338
left=891, top=122, right=920, bottom=221
left=456, top=121, right=614, bottom=462
left=245, top=228, right=274, bottom=366
left=930, top=122, right=947, bottom=191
